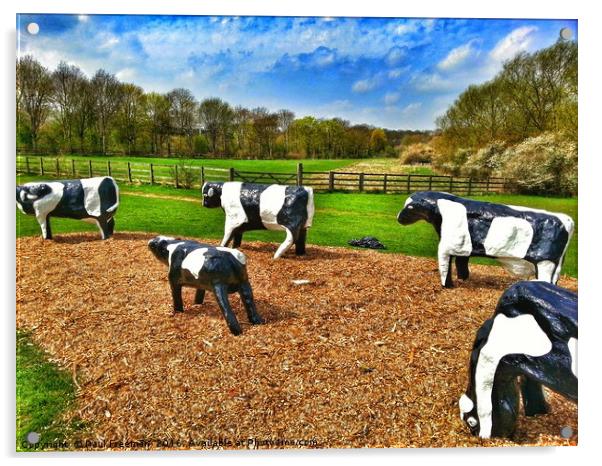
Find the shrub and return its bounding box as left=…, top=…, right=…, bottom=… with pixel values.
left=400, top=142, right=434, bottom=165
left=496, top=133, right=577, bottom=196
left=462, top=141, right=507, bottom=179
left=170, top=164, right=199, bottom=189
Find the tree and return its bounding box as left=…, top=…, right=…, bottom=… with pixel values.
left=250, top=107, right=279, bottom=159
left=72, top=76, right=95, bottom=153
left=144, top=92, right=171, bottom=155
left=198, top=97, right=233, bottom=155
left=118, top=83, right=146, bottom=155
left=16, top=56, right=54, bottom=151
left=277, top=109, right=295, bottom=154
left=91, top=69, right=123, bottom=155
left=52, top=61, right=85, bottom=152
left=167, top=88, right=197, bottom=154
left=370, top=128, right=387, bottom=154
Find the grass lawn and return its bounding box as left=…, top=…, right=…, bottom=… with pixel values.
left=16, top=174, right=577, bottom=277
left=16, top=331, right=82, bottom=451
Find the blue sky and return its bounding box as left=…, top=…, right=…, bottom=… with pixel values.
left=17, top=14, right=577, bottom=130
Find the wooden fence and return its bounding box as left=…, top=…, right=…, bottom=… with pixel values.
left=16, top=155, right=511, bottom=195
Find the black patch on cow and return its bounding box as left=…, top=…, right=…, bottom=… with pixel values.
left=239, top=183, right=269, bottom=231
left=52, top=180, right=88, bottom=219
left=348, top=236, right=386, bottom=250
left=276, top=185, right=309, bottom=233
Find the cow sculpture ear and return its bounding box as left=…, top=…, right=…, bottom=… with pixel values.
left=28, top=184, right=50, bottom=199
left=208, top=187, right=214, bottom=197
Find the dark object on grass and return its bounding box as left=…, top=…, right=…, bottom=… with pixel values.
left=459, top=281, right=577, bottom=439
left=148, top=236, right=264, bottom=336
left=348, top=236, right=386, bottom=250
left=202, top=181, right=315, bottom=259
left=16, top=177, right=119, bottom=240
left=397, top=191, right=574, bottom=287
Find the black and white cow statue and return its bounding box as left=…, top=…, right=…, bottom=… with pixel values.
left=16, top=176, right=119, bottom=240
left=148, top=236, right=264, bottom=336
left=459, top=281, right=577, bottom=439
left=202, top=181, right=315, bottom=259
left=397, top=191, right=574, bottom=287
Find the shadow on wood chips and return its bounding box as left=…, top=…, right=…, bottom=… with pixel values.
left=16, top=233, right=578, bottom=450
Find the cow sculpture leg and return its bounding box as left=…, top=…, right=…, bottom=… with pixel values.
left=520, top=377, right=550, bottom=416
left=536, top=260, right=557, bottom=283
left=239, top=281, right=265, bottom=325
left=212, top=283, right=243, bottom=336
left=273, top=228, right=295, bottom=259
left=295, top=228, right=307, bottom=256
left=95, top=215, right=115, bottom=240
left=232, top=231, right=243, bottom=248
left=438, top=248, right=454, bottom=288
left=37, top=214, right=52, bottom=240
left=456, top=256, right=470, bottom=280
left=490, top=364, right=521, bottom=438
left=194, top=289, right=206, bottom=305
left=169, top=281, right=184, bottom=313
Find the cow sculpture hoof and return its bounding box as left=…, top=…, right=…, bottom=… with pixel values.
left=148, top=236, right=264, bottom=336
left=16, top=177, right=119, bottom=240
left=459, top=281, right=577, bottom=439
left=202, top=181, right=315, bottom=260
left=397, top=191, right=574, bottom=287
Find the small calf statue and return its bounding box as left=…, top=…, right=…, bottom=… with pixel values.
left=148, top=236, right=264, bottom=336
left=459, top=281, right=577, bottom=439
left=16, top=176, right=119, bottom=240
left=202, top=181, right=315, bottom=259
left=397, top=191, right=574, bottom=287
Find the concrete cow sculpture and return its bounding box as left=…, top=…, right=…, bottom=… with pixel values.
left=202, top=181, right=315, bottom=259
left=397, top=191, right=574, bottom=287
left=148, top=236, right=264, bottom=336
left=459, top=281, right=577, bottom=439
left=16, top=176, right=119, bottom=240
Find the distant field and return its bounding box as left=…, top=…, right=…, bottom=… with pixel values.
left=345, top=158, right=435, bottom=175
left=16, top=174, right=577, bottom=277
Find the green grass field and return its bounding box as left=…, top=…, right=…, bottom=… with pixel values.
left=16, top=174, right=577, bottom=277
left=16, top=332, right=83, bottom=451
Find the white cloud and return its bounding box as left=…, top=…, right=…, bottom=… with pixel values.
left=78, top=15, right=89, bottom=22
left=438, top=40, right=477, bottom=71
left=384, top=92, right=401, bottom=105
left=116, top=67, right=136, bottom=81
left=490, top=26, right=537, bottom=63
left=401, top=102, right=422, bottom=115
left=352, top=76, right=379, bottom=93
left=412, top=73, right=454, bottom=92
left=385, top=46, right=407, bottom=66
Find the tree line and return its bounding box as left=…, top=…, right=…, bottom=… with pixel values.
left=16, top=56, right=429, bottom=159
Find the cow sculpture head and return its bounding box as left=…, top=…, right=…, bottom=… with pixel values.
left=148, top=235, right=177, bottom=265
left=16, top=183, right=52, bottom=215
left=397, top=191, right=448, bottom=226
left=202, top=182, right=224, bottom=208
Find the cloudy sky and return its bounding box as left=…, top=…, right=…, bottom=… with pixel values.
left=17, top=14, right=577, bottom=130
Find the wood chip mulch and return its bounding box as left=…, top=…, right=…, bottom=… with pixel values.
left=16, top=233, right=578, bottom=450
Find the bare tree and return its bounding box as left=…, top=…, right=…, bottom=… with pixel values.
left=118, top=83, right=145, bottom=155
left=91, top=69, right=123, bottom=155
left=16, top=56, right=54, bottom=151
left=52, top=61, right=84, bottom=152
left=167, top=88, right=197, bottom=154
left=277, top=109, right=295, bottom=154
left=72, top=76, right=95, bottom=153
left=198, top=97, right=232, bottom=155
left=144, top=92, right=171, bottom=155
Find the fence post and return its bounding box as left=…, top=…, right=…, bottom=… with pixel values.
left=486, top=177, right=490, bottom=194
left=201, top=166, right=205, bottom=187
left=127, top=162, right=132, bottom=183
left=229, top=167, right=235, bottom=181
left=40, top=157, right=44, bottom=175
left=428, top=176, right=433, bottom=191
left=71, top=159, right=75, bottom=177
left=150, top=163, right=155, bottom=184
left=88, top=160, right=92, bottom=177
left=55, top=158, right=59, bottom=177
left=107, top=161, right=112, bottom=177
left=25, top=157, right=30, bottom=174
left=328, top=171, right=334, bottom=192
left=175, top=165, right=179, bottom=188
left=467, top=177, right=472, bottom=196
left=296, top=163, right=303, bottom=186
left=449, top=176, right=453, bottom=192
left=406, top=174, right=411, bottom=193
left=383, top=174, right=388, bottom=193
left=359, top=173, right=365, bottom=192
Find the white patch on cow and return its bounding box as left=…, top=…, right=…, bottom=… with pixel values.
left=459, top=394, right=474, bottom=420
left=260, top=184, right=287, bottom=231
left=216, top=246, right=247, bottom=265
left=81, top=177, right=105, bottom=216
left=496, top=258, right=536, bottom=278
left=474, top=313, right=552, bottom=438
left=304, top=187, right=315, bottom=228
left=166, top=242, right=185, bottom=266
left=484, top=217, right=533, bottom=258
left=221, top=182, right=248, bottom=229
left=404, top=196, right=413, bottom=208
left=568, top=337, right=578, bottom=377
left=437, top=199, right=472, bottom=285
left=181, top=248, right=209, bottom=279
left=536, top=260, right=556, bottom=283
left=27, top=182, right=64, bottom=239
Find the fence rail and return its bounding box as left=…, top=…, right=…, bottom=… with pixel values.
left=16, top=155, right=511, bottom=195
